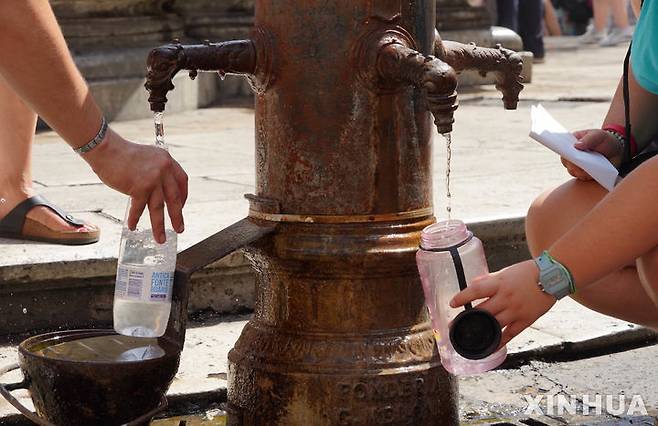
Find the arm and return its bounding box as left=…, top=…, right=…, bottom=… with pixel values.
left=451, top=156, right=658, bottom=344
left=563, top=65, right=658, bottom=178
left=602, top=66, right=658, bottom=151
left=0, top=0, right=187, bottom=242
left=0, top=0, right=100, bottom=148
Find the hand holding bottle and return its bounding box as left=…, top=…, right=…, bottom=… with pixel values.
left=449, top=260, right=556, bottom=347
left=111, top=122, right=182, bottom=338
left=82, top=128, right=188, bottom=243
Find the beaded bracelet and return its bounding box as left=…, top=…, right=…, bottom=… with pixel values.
left=604, top=128, right=626, bottom=155
left=602, top=124, right=637, bottom=157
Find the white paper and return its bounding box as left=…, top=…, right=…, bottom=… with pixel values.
left=529, top=104, right=619, bottom=191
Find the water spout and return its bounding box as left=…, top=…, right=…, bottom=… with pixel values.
left=362, top=30, right=459, bottom=134
left=145, top=39, right=258, bottom=112
left=434, top=29, right=524, bottom=110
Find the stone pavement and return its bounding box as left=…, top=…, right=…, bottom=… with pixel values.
left=1, top=38, right=657, bottom=422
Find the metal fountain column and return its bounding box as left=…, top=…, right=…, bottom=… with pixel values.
left=146, top=1, right=523, bottom=425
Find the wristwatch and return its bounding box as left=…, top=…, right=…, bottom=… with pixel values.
left=534, top=251, right=576, bottom=300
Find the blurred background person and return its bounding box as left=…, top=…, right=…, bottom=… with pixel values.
left=497, top=0, right=546, bottom=62
left=580, top=0, right=634, bottom=46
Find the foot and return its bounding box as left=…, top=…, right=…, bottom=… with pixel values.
left=599, top=26, right=634, bottom=47
left=0, top=191, right=98, bottom=239
left=579, top=25, right=605, bottom=45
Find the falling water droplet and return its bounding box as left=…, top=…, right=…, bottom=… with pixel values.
left=22, top=307, right=27, bottom=314
left=218, top=70, right=226, bottom=81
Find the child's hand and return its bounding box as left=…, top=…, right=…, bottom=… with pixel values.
left=562, top=129, right=624, bottom=180
left=449, top=260, right=557, bottom=346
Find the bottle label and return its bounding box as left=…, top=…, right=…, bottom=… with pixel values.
left=115, top=265, right=174, bottom=302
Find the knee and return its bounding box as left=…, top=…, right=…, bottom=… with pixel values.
left=525, top=188, right=555, bottom=256
left=638, top=246, right=658, bottom=308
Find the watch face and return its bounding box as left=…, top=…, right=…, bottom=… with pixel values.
left=536, top=254, right=572, bottom=299
left=544, top=267, right=564, bottom=288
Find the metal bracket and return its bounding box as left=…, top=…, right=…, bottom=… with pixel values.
left=165, top=218, right=278, bottom=346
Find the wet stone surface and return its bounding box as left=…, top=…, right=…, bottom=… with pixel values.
left=460, top=344, right=658, bottom=425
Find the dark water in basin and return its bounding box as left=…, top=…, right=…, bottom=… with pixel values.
left=33, top=334, right=169, bottom=362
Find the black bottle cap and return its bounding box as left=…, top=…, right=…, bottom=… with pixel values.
left=449, top=308, right=502, bottom=360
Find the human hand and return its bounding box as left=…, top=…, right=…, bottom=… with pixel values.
left=82, top=128, right=188, bottom=243
left=449, top=260, right=556, bottom=347
left=561, top=129, right=623, bottom=180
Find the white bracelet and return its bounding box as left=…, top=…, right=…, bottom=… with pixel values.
left=604, top=129, right=625, bottom=154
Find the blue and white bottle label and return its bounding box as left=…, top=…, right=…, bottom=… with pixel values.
left=115, top=265, right=174, bottom=302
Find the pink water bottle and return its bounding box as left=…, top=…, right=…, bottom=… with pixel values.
left=416, top=220, right=506, bottom=375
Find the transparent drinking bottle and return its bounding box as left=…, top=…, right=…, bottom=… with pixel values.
left=416, top=220, right=506, bottom=375
left=113, top=206, right=177, bottom=338
left=113, top=206, right=177, bottom=337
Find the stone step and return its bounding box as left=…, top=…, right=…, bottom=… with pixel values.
left=0, top=217, right=528, bottom=336
left=2, top=215, right=652, bottom=345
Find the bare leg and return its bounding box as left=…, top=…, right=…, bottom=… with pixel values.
left=543, top=0, right=562, bottom=37
left=631, top=0, right=641, bottom=18
left=610, top=0, right=630, bottom=29
left=0, top=76, right=96, bottom=234
left=593, top=0, right=612, bottom=33
left=637, top=245, right=658, bottom=309
left=526, top=179, right=658, bottom=328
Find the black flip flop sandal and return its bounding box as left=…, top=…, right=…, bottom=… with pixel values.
left=0, top=195, right=100, bottom=245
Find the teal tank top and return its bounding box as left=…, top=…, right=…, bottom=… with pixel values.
left=631, top=0, right=658, bottom=94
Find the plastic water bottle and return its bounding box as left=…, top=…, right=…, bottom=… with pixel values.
left=113, top=111, right=176, bottom=337
left=113, top=210, right=177, bottom=337
left=416, top=219, right=506, bottom=375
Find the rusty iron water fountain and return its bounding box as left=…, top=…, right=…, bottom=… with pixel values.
left=153, top=1, right=522, bottom=425
left=0, top=1, right=522, bottom=425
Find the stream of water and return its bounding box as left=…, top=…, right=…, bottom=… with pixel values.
left=443, top=133, right=452, bottom=222
left=154, top=111, right=166, bottom=148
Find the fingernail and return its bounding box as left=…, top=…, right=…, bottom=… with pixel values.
left=178, top=223, right=185, bottom=233
left=449, top=299, right=456, bottom=308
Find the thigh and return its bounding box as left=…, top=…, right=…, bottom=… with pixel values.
left=526, top=179, right=608, bottom=256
